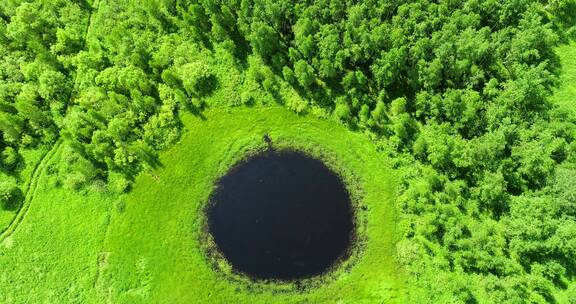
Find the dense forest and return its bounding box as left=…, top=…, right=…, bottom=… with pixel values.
left=1, top=0, right=576, bottom=302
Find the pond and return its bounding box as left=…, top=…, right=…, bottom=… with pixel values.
left=207, top=150, right=354, bottom=281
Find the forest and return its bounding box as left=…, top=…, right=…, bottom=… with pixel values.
left=1, top=0, right=576, bottom=303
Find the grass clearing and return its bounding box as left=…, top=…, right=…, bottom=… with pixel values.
left=0, top=145, right=115, bottom=303
left=98, top=106, right=402, bottom=303
left=0, top=146, right=49, bottom=233
left=551, top=42, right=576, bottom=118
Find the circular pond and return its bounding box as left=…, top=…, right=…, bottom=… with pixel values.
left=207, top=150, right=354, bottom=281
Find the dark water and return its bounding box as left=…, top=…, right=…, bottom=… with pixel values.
left=207, top=150, right=354, bottom=280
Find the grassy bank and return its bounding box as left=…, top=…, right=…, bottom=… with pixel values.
left=0, top=147, right=49, bottom=233
left=0, top=146, right=115, bottom=303
left=98, top=106, right=402, bottom=303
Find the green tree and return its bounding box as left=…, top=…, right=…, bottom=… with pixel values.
left=0, top=179, right=22, bottom=210
left=0, top=146, right=20, bottom=171
left=180, top=62, right=217, bottom=98
left=294, top=59, right=314, bottom=88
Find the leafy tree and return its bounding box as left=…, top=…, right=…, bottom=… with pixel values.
left=0, top=146, right=20, bottom=171
left=0, top=179, right=22, bottom=210
left=294, top=59, right=314, bottom=88
left=334, top=99, right=351, bottom=122
left=180, top=62, right=217, bottom=98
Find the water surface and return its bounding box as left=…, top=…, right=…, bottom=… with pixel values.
left=207, top=150, right=354, bottom=280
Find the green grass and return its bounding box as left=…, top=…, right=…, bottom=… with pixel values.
left=0, top=142, right=60, bottom=244
left=0, top=146, right=49, bottom=233
left=98, top=106, right=402, bottom=303
left=0, top=106, right=402, bottom=303
left=551, top=42, right=576, bottom=119
left=0, top=145, right=115, bottom=303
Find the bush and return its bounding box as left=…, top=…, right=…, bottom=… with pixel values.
left=1, top=146, right=20, bottom=171
left=334, top=101, right=351, bottom=122
left=59, top=145, right=102, bottom=191
left=181, top=62, right=217, bottom=98
left=108, top=171, right=132, bottom=194
left=0, top=179, right=23, bottom=210
left=63, top=172, right=87, bottom=191
left=568, top=285, right=576, bottom=304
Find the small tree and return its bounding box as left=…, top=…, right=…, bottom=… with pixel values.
left=334, top=101, right=351, bottom=122
left=0, top=179, right=22, bottom=210
left=1, top=146, right=20, bottom=171
left=294, top=59, right=315, bottom=88
left=180, top=62, right=217, bottom=98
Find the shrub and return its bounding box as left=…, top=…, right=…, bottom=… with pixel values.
left=108, top=171, right=131, bottom=194
left=1, top=146, right=20, bottom=171
left=0, top=179, right=22, bottom=210
left=181, top=62, right=217, bottom=98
